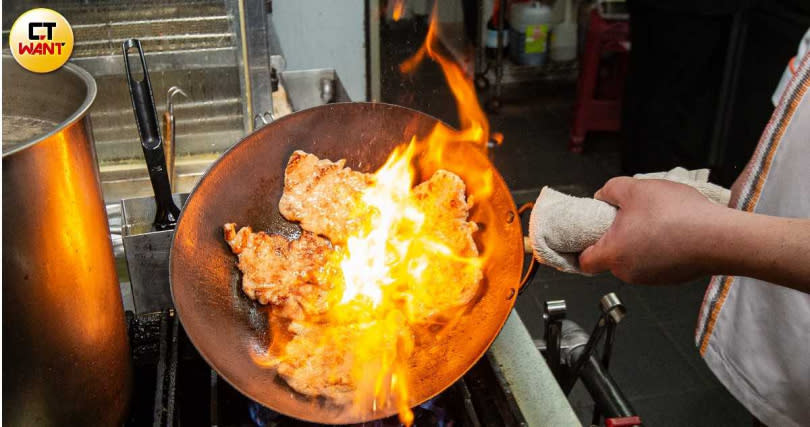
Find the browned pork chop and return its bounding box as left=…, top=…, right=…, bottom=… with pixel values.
left=273, top=321, right=356, bottom=405
left=277, top=151, right=482, bottom=321
left=273, top=318, right=406, bottom=406
left=278, top=151, right=374, bottom=243
left=225, top=151, right=484, bottom=404
left=224, top=223, right=336, bottom=319
left=412, top=169, right=479, bottom=257
left=407, top=170, right=482, bottom=319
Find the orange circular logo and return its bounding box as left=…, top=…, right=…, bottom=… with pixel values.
left=9, top=8, right=74, bottom=73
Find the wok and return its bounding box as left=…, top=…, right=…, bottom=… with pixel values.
left=170, top=102, right=523, bottom=424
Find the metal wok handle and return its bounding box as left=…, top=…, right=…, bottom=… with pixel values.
left=123, top=39, right=180, bottom=230
left=518, top=201, right=539, bottom=293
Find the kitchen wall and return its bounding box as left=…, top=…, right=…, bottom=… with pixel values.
left=270, top=0, right=367, bottom=101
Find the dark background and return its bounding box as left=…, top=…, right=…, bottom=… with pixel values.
left=624, top=0, right=810, bottom=185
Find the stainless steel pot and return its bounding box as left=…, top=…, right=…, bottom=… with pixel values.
left=2, top=57, right=132, bottom=426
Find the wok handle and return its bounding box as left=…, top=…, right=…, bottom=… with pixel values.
left=518, top=202, right=538, bottom=293
left=123, top=39, right=180, bottom=230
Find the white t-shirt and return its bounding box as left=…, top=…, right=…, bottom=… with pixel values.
left=695, top=50, right=810, bottom=427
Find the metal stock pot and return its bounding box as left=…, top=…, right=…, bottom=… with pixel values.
left=2, top=57, right=132, bottom=425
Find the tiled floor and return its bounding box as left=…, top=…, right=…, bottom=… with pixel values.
left=381, top=18, right=750, bottom=426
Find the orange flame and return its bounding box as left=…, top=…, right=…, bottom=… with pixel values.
left=331, top=135, right=485, bottom=424
left=400, top=6, right=490, bottom=148
left=338, top=8, right=499, bottom=422
left=258, top=4, right=500, bottom=426
left=392, top=0, right=405, bottom=21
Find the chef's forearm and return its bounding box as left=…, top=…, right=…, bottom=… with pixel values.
left=700, top=208, right=810, bottom=293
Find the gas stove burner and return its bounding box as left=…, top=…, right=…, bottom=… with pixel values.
left=125, top=310, right=527, bottom=426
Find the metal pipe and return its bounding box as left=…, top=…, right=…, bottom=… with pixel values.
left=475, top=0, right=486, bottom=75
left=164, top=86, right=189, bottom=192
left=563, top=314, right=608, bottom=393
left=602, top=321, right=617, bottom=369
left=593, top=320, right=618, bottom=425
left=571, top=346, right=636, bottom=419
left=544, top=300, right=568, bottom=382
left=558, top=320, right=637, bottom=421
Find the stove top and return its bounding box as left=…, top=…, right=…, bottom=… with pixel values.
left=125, top=309, right=527, bottom=427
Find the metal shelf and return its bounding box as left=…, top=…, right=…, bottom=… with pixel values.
left=485, top=57, right=579, bottom=86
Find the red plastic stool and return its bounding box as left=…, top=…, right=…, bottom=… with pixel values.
left=569, top=8, right=630, bottom=153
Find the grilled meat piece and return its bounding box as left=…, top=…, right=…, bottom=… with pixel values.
left=278, top=150, right=374, bottom=243
left=407, top=170, right=482, bottom=319
left=273, top=321, right=356, bottom=405
left=274, top=316, right=408, bottom=406
left=224, top=223, right=335, bottom=319
left=227, top=151, right=484, bottom=405
left=277, top=151, right=482, bottom=320
left=412, top=169, right=479, bottom=257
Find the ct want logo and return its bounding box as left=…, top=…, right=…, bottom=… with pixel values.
left=9, top=8, right=74, bottom=73
left=29, top=22, right=58, bottom=41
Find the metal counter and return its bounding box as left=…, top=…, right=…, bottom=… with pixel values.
left=490, top=311, right=582, bottom=426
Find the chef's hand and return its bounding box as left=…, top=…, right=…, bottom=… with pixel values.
left=578, top=177, right=721, bottom=285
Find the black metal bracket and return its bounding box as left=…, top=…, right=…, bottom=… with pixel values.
left=543, top=299, right=567, bottom=382
left=563, top=293, right=626, bottom=394
left=151, top=309, right=179, bottom=427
